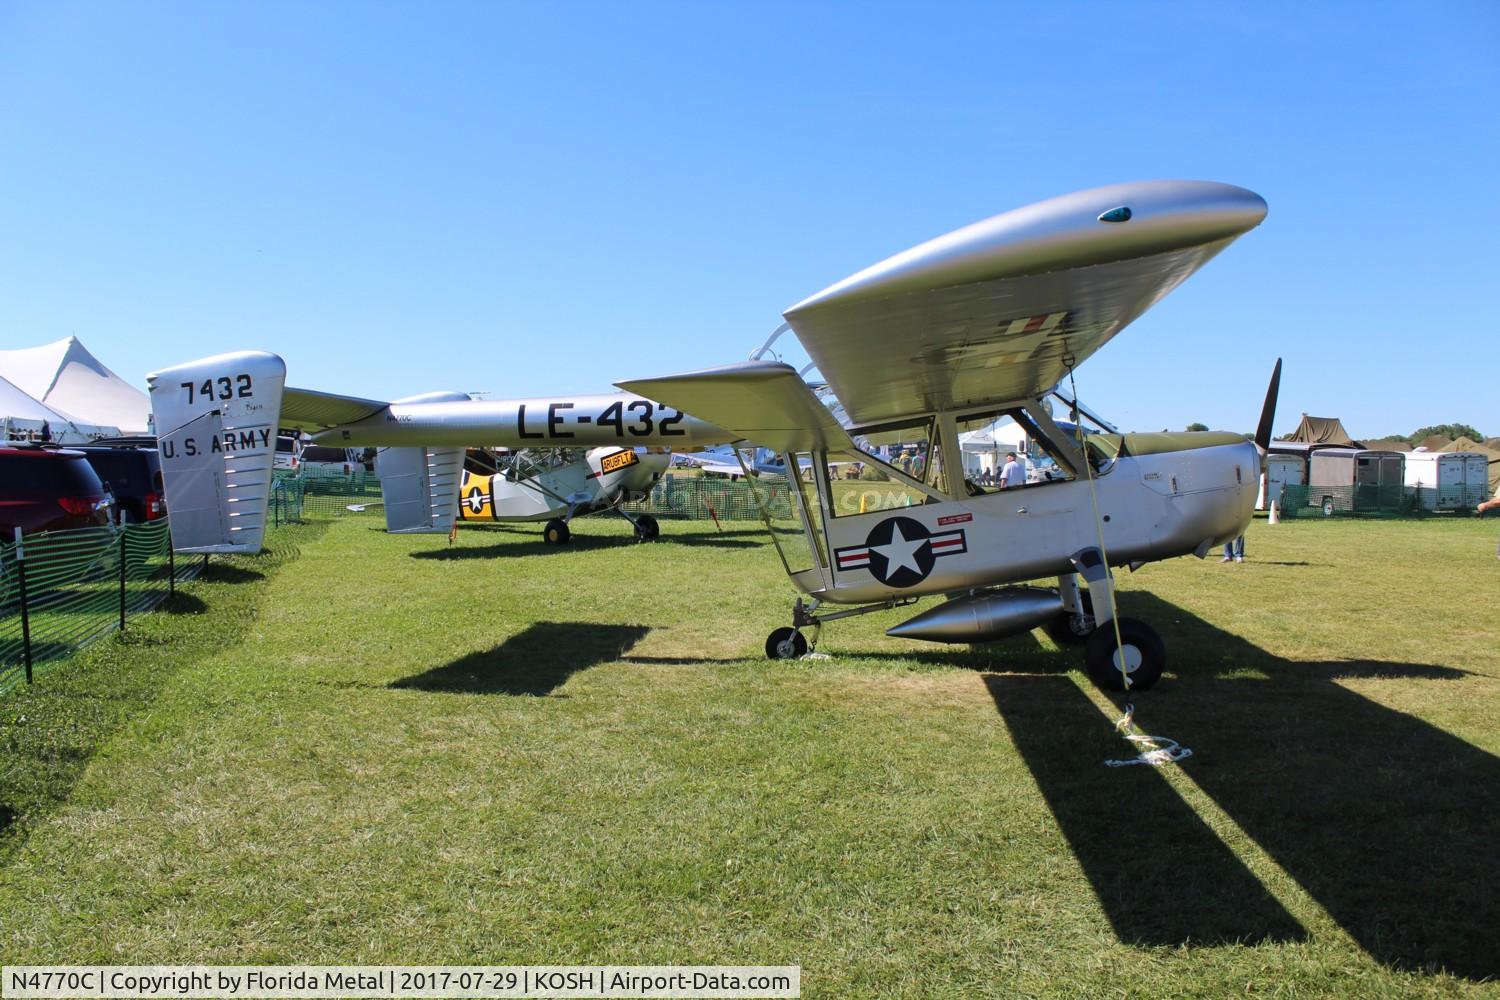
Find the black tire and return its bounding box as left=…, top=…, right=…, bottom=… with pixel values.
left=1044, top=591, right=1095, bottom=646
left=765, top=627, right=808, bottom=660
left=1321, top=496, right=1335, bottom=517
left=634, top=514, right=660, bottom=541
left=1085, top=617, right=1165, bottom=691
left=543, top=518, right=571, bottom=545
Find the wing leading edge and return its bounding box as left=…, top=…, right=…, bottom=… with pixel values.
left=783, top=180, right=1268, bottom=424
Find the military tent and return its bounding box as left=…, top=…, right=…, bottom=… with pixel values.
left=0, top=337, right=150, bottom=433
left=1286, top=414, right=1360, bottom=447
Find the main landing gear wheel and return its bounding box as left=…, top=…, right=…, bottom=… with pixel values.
left=765, top=627, right=808, bottom=660
left=1085, top=618, right=1165, bottom=691
left=634, top=514, right=660, bottom=541
left=543, top=518, right=571, bottom=545
left=1044, top=592, right=1095, bottom=646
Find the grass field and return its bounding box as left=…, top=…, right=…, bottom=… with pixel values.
left=2, top=513, right=1498, bottom=997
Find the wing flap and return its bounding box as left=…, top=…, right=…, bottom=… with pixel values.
left=618, top=361, right=855, bottom=454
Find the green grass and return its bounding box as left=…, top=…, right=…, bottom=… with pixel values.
left=1, top=514, right=1498, bottom=997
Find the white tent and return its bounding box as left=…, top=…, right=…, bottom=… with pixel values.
left=959, top=417, right=1028, bottom=477
left=0, top=372, right=117, bottom=443
left=0, top=337, right=150, bottom=433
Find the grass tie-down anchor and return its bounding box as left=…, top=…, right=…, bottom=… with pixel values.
left=1105, top=703, right=1193, bottom=767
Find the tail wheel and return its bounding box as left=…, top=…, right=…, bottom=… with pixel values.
left=1085, top=618, right=1165, bottom=691
left=634, top=514, right=660, bottom=541
left=1044, top=591, right=1095, bottom=646
left=765, top=627, right=808, bottom=660
left=543, top=518, right=571, bottom=545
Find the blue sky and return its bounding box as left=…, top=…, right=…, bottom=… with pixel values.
left=1, top=2, right=1496, bottom=439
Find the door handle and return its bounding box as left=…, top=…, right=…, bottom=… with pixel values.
left=1016, top=507, right=1028, bottom=514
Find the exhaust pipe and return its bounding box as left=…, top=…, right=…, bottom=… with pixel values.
left=886, top=586, right=1062, bottom=644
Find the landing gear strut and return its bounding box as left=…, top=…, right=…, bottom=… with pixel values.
left=762, top=596, right=915, bottom=660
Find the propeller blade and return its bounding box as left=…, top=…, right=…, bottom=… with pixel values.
left=1254, top=358, right=1282, bottom=452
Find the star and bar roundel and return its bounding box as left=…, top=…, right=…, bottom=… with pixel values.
left=834, top=515, right=968, bottom=588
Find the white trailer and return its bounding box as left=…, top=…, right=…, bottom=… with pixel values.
left=1257, top=453, right=1304, bottom=510
left=1404, top=451, right=1490, bottom=511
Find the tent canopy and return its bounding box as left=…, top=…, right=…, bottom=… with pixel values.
left=0, top=337, right=150, bottom=433
left=1286, top=414, right=1360, bottom=447
left=0, top=371, right=118, bottom=442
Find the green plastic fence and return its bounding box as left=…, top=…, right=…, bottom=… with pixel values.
left=1280, top=484, right=1420, bottom=519
left=626, top=474, right=794, bottom=521
left=271, top=469, right=792, bottom=524
left=272, top=468, right=382, bottom=522
left=0, top=519, right=196, bottom=696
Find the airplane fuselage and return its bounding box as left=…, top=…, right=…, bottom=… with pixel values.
left=787, top=437, right=1258, bottom=604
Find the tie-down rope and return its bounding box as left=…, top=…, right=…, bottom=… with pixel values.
left=1064, top=362, right=1192, bottom=768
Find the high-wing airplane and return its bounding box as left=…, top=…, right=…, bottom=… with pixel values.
left=618, top=179, right=1276, bottom=691
left=451, top=446, right=671, bottom=542
left=144, top=178, right=1271, bottom=692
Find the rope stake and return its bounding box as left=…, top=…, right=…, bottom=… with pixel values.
left=1105, top=703, right=1193, bottom=767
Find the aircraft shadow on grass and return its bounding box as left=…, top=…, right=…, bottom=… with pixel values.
left=390, top=621, right=650, bottom=696
left=984, top=591, right=1498, bottom=979
left=407, top=533, right=759, bottom=561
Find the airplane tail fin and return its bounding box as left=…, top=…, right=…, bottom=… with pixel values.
left=146, top=351, right=287, bottom=554
left=373, top=447, right=465, bottom=534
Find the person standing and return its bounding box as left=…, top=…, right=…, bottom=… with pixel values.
left=1479, top=486, right=1500, bottom=560
left=999, top=452, right=1026, bottom=489
left=1221, top=535, right=1245, bottom=563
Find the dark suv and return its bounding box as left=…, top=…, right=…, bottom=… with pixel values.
left=79, top=446, right=166, bottom=523
left=0, top=447, right=114, bottom=536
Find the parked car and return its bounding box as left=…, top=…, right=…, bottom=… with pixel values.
left=78, top=446, right=166, bottom=523
left=298, top=444, right=360, bottom=477
left=273, top=432, right=302, bottom=471
left=0, top=446, right=114, bottom=536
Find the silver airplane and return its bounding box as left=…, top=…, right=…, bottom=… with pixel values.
left=617, top=179, right=1276, bottom=691
left=145, top=179, right=1271, bottom=691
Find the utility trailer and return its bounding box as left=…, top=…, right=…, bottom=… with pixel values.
left=1404, top=451, right=1489, bottom=511
left=1257, top=453, right=1305, bottom=510
left=1307, top=448, right=1406, bottom=515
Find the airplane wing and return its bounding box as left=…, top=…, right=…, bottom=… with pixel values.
left=279, top=386, right=389, bottom=431
left=782, top=180, right=1267, bottom=426
left=618, top=361, right=856, bottom=454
